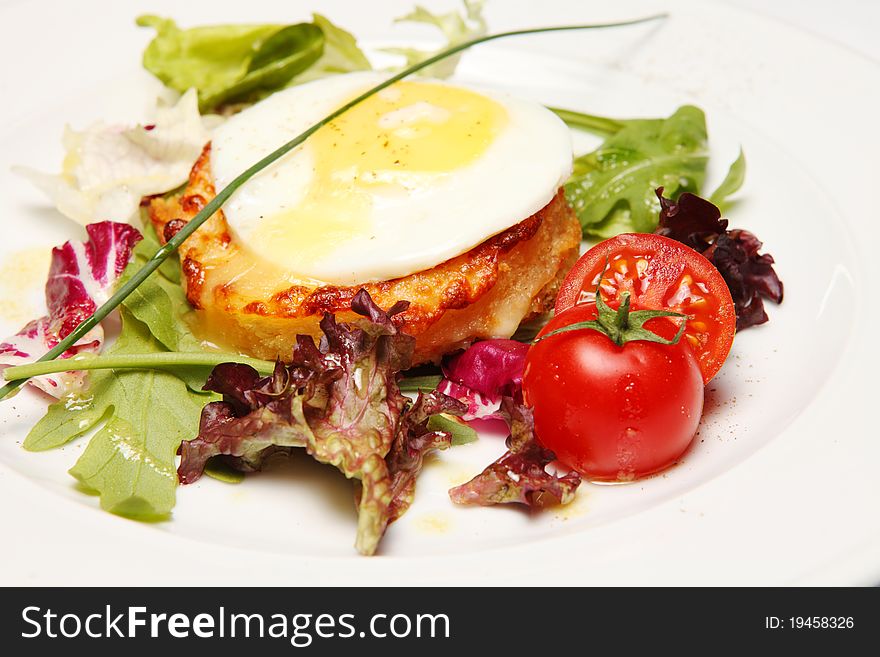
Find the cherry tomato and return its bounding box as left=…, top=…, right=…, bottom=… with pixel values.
left=522, top=303, right=704, bottom=481
left=555, top=233, right=735, bottom=383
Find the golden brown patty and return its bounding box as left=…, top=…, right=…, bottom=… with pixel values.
left=146, top=144, right=581, bottom=364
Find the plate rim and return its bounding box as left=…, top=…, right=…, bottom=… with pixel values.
left=1, top=0, right=878, bottom=586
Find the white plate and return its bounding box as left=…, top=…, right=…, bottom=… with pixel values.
left=1, top=0, right=878, bottom=585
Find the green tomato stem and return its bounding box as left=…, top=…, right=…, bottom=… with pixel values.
left=535, top=290, right=687, bottom=346
left=0, top=13, right=666, bottom=401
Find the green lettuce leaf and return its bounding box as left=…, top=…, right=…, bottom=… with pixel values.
left=564, top=105, right=710, bottom=238
left=382, top=0, right=487, bottom=78
left=137, top=15, right=323, bottom=111
left=291, top=14, right=372, bottom=84
left=137, top=14, right=371, bottom=112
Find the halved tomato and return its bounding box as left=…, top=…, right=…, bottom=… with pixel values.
left=555, top=233, right=736, bottom=383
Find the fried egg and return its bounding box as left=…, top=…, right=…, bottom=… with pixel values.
left=210, top=72, right=572, bottom=286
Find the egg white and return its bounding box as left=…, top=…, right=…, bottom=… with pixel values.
left=211, top=72, right=572, bottom=286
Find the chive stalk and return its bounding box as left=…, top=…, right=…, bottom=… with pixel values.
left=397, top=374, right=443, bottom=393
left=3, top=352, right=277, bottom=380
left=0, top=14, right=666, bottom=400
left=4, top=355, right=444, bottom=392
left=547, top=107, right=627, bottom=136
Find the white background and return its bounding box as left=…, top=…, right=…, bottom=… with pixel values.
left=0, top=0, right=878, bottom=60
left=727, top=0, right=880, bottom=62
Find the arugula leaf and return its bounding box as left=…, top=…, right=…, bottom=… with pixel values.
left=22, top=233, right=217, bottom=517
left=138, top=208, right=181, bottom=284
left=137, top=14, right=371, bottom=112
left=382, top=0, right=487, bottom=78
left=203, top=457, right=246, bottom=484
left=25, top=309, right=211, bottom=519
left=709, top=148, right=746, bottom=208
left=22, top=393, right=107, bottom=453
left=562, top=105, right=710, bottom=238
left=426, top=413, right=477, bottom=446
left=66, top=311, right=211, bottom=518
left=120, top=227, right=201, bottom=354
left=120, top=226, right=259, bottom=391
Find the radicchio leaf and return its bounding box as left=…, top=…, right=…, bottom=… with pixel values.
left=177, top=289, right=466, bottom=555
left=655, top=189, right=783, bottom=330
left=438, top=339, right=529, bottom=420
left=0, top=221, right=142, bottom=396
left=449, top=399, right=581, bottom=508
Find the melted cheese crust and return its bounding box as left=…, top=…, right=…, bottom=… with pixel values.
left=146, top=144, right=582, bottom=364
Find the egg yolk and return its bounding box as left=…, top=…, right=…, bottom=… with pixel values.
left=249, top=81, right=508, bottom=275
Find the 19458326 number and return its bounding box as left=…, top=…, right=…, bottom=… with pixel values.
left=765, top=617, right=855, bottom=630
left=790, top=617, right=854, bottom=629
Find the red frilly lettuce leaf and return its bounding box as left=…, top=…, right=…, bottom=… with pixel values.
left=655, top=189, right=783, bottom=329
left=383, top=389, right=465, bottom=523
left=449, top=398, right=581, bottom=508
left=704, top=230, right=784, bottom=329
left=654, top=189, right=728, bottom=251
left=438, top=339, right=529, bottom=420
left=177, top=289, right=466, bottom=555
left=0, top=221, right=142, bottom=396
